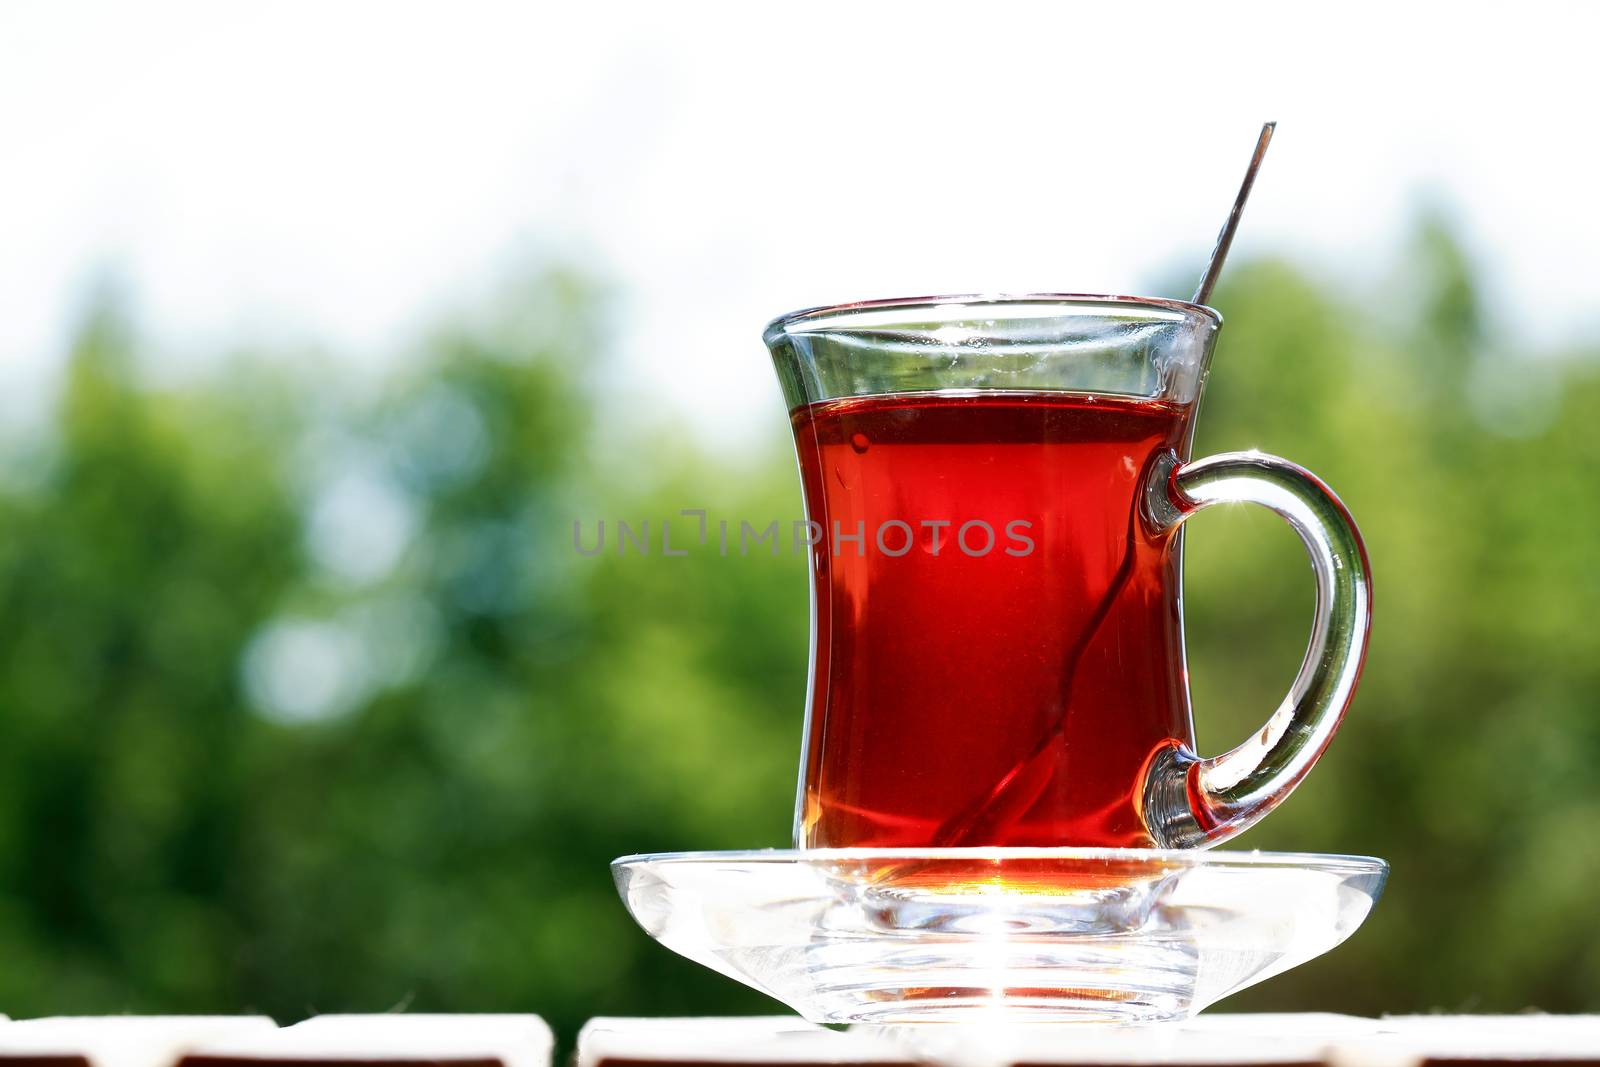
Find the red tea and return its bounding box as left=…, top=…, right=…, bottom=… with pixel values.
left=791, top=391, right=1195, bottom=848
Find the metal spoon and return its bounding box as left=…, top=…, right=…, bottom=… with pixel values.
left=1193, top=121, right=1276, bottom=307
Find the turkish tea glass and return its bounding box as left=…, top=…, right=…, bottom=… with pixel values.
left=764, top=294, right=1371, bottom=850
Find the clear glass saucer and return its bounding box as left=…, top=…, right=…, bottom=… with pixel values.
left=612, top=848, right=1387, bottom=1026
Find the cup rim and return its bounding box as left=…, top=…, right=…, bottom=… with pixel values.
left=762, top=292, right=1222, bottom=347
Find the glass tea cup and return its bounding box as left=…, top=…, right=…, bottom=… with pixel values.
left=764, top=294, right=1371, bottom=850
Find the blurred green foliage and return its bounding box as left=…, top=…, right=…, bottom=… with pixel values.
left=0, top=220, right=1597, bottom=1043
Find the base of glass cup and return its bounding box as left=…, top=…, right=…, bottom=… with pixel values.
left=611, top=847, right=1387, bottom=1025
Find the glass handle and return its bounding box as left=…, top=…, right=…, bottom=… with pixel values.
left=1143, top=450, right=1373, bottom=848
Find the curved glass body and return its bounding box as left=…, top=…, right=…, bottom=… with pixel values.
left=764, top=294, right=1370, bottom=850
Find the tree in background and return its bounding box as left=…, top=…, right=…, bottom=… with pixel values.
left=0, top=286, right=301, bottom=1008
left=0, top=222, right=1596, bottom=1042
left=1187, top=216, right=1600, bottom=1012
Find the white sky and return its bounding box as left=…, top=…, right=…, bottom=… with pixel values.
left=4, top=0, right=1599, bottom=444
